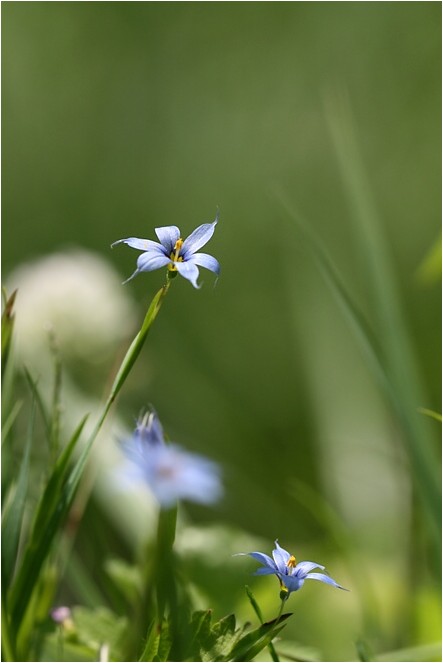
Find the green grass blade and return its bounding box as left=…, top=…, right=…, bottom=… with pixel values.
left=418, top=407, right=442, bottom=423
left=23, top=368, right=50, bottom=441
left=9, top=282, right=171, bottom=634
left=276, top=191, right=441, bottom=542
left=323, top=90, right=441, bottom=536
left=1, top=290, right=17, bottom=381
left=375, top=642, right=441, bottom=662
left=8, top=416, right=87, bottom=630
left=1, top=401, right=23, bottom=448
left=1, top=590, right=16, bottom=662
left=2, top=401, right=35, bottom=590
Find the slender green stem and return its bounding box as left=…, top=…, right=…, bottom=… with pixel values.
left=66, top=280, right=172, bottom=490
left=245, top=586, right=281, bottom=662
left=276, top=596, right=287, bottom=621
left=136, top=506, right=178, bottom=662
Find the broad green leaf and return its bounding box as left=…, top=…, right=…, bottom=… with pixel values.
left=202, top=614, right=243, bottom=662
left=225, top=614, right=291, bottom=662
left=187, top=610, right=212, bottom=661
left=138, top=620, right=161, bottom=662
left=104, top=558, right=143, bottom=605
left=71, top=606, right=128, bottom=655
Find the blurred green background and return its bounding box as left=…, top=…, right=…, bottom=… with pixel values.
left=3, top=3, right=441, bottom=661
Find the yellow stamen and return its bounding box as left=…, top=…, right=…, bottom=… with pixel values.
left=287, top=555, right=297, bottom=568
left=168, top=238, right=184, bottom=271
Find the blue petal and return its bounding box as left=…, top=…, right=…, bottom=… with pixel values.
left=305, top=572, right=348, bottom=590
left=254, top=567, right=278, bottom=576
left=175, top=261, right=200, bottom=288
left=137, top=252, right=171, bottom=272
left=122, top=269, right=141, bottom=285
left=155, top=226, right=181, bottom=253
left=279, top=574, right=304, bottom=593
left=247, top=552, right=277, bottom=570
left=181, top=220, right=217, bottom=257
left=136, top=411, right=165, bottom=446
left=294, top=561, right=325, bottom=578
left=189, top=253, right=221, bottom=275
left=112, top=237, right=165, bottom=253
left=272, top=540, right=291, bottom=574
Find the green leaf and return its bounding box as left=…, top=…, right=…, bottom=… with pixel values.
left=138, top=620, right=162, bottom=662
left=187, top=610, right=212, bottom=661
left=202, top=614, right=242, bottom=662
left=138, top=620, right=172, bottom=661
left=226, top=613, right=291, bottom=662
left=104, top=558, right=143, bottom=606
left=71, top=606, right=128, bottom=655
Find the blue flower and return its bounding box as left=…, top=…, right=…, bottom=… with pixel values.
left=120, top=411, right=223, bottom=508
left=112, top=212, right=220, bottom=288
left=238, top=540, right=348, bottom=596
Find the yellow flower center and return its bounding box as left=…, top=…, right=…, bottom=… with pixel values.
left=286, top=555, right=297, bottom=568
left=168, top=238, right=184, bottom=272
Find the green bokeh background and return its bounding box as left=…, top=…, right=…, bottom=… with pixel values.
left=3, top=3, right=441, bottom=661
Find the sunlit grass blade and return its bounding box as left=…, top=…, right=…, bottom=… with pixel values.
left=323, top=89, right=441, bottom=535
left=375, top=642, right=442, bottom=662
left=275, top=189, right=441, bottom=544
left=289, top=479, right=380, bottom=639
left=418, top=407, right=442, bottom=423
left=2, top=401, right=34, bottom=591
left=415, top=235, right=442, bottom=286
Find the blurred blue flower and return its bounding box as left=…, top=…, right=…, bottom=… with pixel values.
left=112, top=212, right=220, bottom=288
left=120, top=411, right=222, bottom=508
left=238, top=540, right=348, bottom=596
